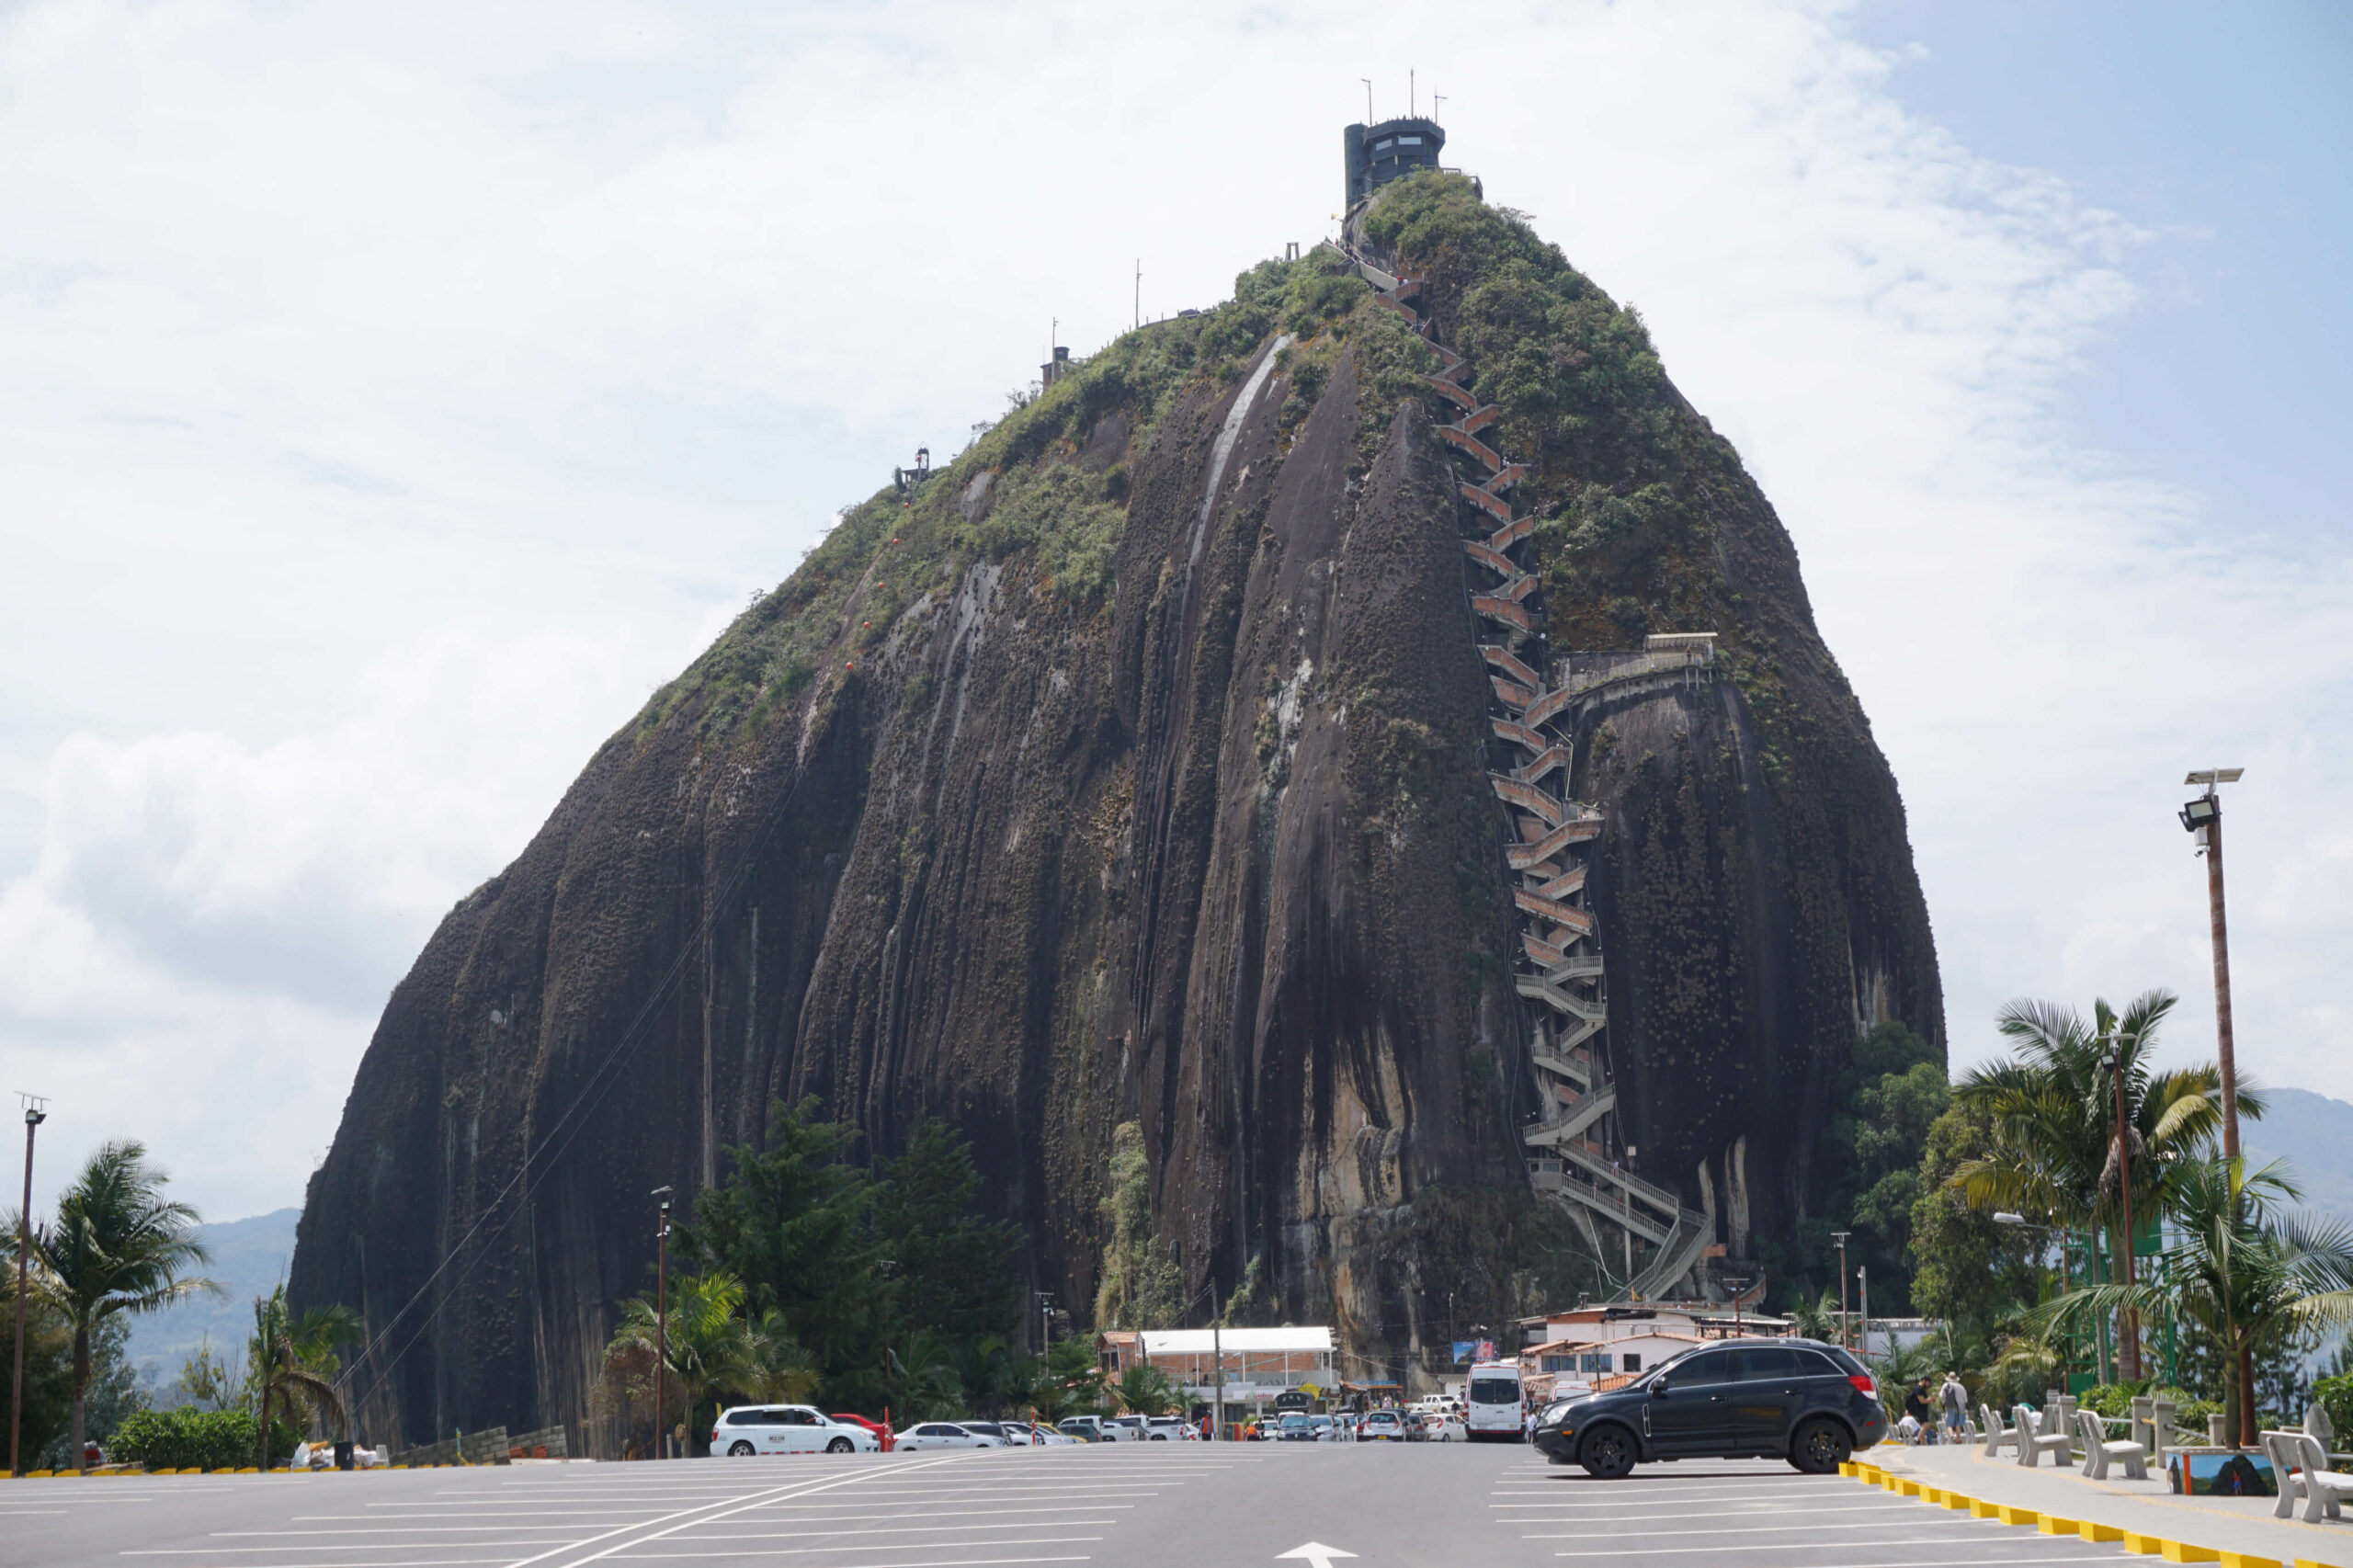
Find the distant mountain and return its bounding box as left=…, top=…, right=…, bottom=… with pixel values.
left=2242, top=1087, right=2353, bottom=1224
left=126, top=1207, right=300, bottom=1384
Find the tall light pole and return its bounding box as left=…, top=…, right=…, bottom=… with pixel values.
left=2183, top=768, right=2251, bottom=1441
left=651, top=1187, right=673, bottom=1460
left=11, top=1095, right=48, bottom=1479
left=2179, top=769, right=2244, bottom=1159
left=2104, top=1044, right=2141, bottom=1381
left=1832, top=1232, right=1851, bottom=1352
left=1857, top=1266, right=1869, bottom=1358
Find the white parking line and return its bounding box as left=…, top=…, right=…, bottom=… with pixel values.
left=1561, top=1556, right=2114, bottom=1565
left=610, top=1538, right=1104, bottom=1558
left=1523, top=1519, right=1999, bottom=1539
left=606, top=1555, right=1094, bottom=1566
left=1562, top=1544, right=2118, bottom=1553
left=665, top=1523, right=1118, bottom=1541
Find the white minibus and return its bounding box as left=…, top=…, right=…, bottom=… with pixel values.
left=1464, top=1360, right=1527, bottom=1442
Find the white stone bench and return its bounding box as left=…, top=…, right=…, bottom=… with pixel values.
left=2265, top=1430, right=2353, bottom=1523
left=2076, top=1410, right=2149, bottom=1480
left=2015, top=1404, right=2073, bottom=1467
left=1981, top=1403, right=2018, bottom=1458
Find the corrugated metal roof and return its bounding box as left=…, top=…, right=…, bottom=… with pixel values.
left=1137, top=1326, right=1335, bottom=1355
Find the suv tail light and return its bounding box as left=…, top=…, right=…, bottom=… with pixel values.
left=1847, top=1373, right=1876, bottom=1397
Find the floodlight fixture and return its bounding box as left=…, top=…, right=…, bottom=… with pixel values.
left=2179, top=796, right=2218, bottom=832
left=1993, top=1211, right=2029, bottom=1226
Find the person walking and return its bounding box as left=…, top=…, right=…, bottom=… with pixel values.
left=1903, top=1379, right=1935, bottom=1445
left=1939, top=1371, right=1969, bottom=1444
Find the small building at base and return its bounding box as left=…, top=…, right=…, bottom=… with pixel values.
left=1097, top=1326, right=1337, bottom=1417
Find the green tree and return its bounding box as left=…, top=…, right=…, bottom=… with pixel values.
left=873, top=1119, right=1023, bottom=1346
left=1953, top=989, right=2255, bottom=1381
left=246, top=1284, right=356, bottom=1468
left=1908, top=1098, right=2045, bottom=1332
left=1028, top=1333, right=1105, bottom=1423
left=600, top=1272, right=815, bottom=1455
left=2027, top=1155, right=2353, bottom=1446
left=678, top=1100, right=885, bottom=1405
left=1110, top=1362, right=1176, bottom=1417
left=0, top=1269, right=72, bottom=1472
left=28, top=1140, right=216, bottom=1471
left=1773, top=1021, right=1944, bottom=1314
left=172, top=1336, right=244, bottom=1413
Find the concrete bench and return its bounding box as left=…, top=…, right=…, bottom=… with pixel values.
left=2076, top=1409, right=2149, bottom=1481
left=2015, top=1404, right=2074, bottom=1467
left=1981, top=1403, right=2018, bottom=1458
left=2264, top=1430, right=2353, bottom=1523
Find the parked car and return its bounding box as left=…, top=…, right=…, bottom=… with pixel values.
left=1359, top=1409, right=1408, bottom=1442
left=1419, top=1410, right=1467, bottom=1442
left=1277, top=1413, right=1321, bottom=1442
left=1014, top=1421, right=1077, bottom=1446
left=829, top=1414, right=892, bottom=1452
left=1057, top=1415, right=1114, bottom=1442
left=960, top=1420, right=1023, bottom=1445
left=1142, top=1415, right=1192, bottom=1440
left=710, top=1404, right=881, bottom=1456
left=1104, top=1415, right=1150, bottom=1441
left=1532, top=1336, right=1887, bottom=1478
left=893, top=1421, right=1005, bottom=1451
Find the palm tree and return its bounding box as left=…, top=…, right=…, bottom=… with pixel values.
left=1111, top=1362, right=1176, bottom=1417
left=1951, top=989, right=2259, bottom=1381
left=248, top=1284, right=358, bottom=1468
left=30, top=1140, right=216, bottom=1471
left=2026, top=1155, right=2353, bottom=1446
left=600, top=1272, right=808, bottom=1454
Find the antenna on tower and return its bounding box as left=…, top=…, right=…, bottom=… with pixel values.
left=1361, top=78, right=1372, bottom=121
left=1410, top=69, right=1415, bottom=117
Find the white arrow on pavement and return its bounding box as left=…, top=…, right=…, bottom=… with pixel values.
left=1277, top=1545, right=1358, bottom=1568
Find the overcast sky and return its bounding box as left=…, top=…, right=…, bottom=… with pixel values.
left=4, top=0, right=2347, bottom=1224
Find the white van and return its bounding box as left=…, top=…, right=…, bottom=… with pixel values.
left=1464, top=1360, right=1526, bottom=1442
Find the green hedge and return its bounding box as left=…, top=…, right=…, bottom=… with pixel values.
left=109, top=1408, right=301, bottom=1471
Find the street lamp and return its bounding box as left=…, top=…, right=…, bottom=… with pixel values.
left=1832, top=1231, right=1852, bottom=1352
left=651, top=1187, right=673, bottom=1460
left=11, top=1095, right=48, bottom=1479
left=2179, top=768, right=2244, bottom=1162
left=1996, top=1212, right=2107, bottom=1383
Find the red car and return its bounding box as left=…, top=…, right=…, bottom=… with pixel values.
left=830, top=1414, right=892, bottom=1452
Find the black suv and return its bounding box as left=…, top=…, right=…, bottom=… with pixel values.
left=1532, top=1336, right=1886, bottom=1477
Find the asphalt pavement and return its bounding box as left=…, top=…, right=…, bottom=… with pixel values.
left=1, top=1442, right=2154, bottom=1568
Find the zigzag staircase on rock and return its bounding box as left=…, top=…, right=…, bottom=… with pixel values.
left=1348, top=248, right=1715, bottom=1302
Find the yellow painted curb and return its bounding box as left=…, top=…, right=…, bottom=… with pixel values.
left=1996, top=1505, right=2040, bottom=1527
left=2082, top=1524, right=2127, bottom=1543
left=2040, top=1517, right=2082, bottom=1535
left=2213, top=1553, right=2279, bottom=1568
left=1971, top=1497, right=2003, bottom=1518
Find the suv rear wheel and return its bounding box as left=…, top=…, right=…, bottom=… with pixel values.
left=727, top=1440, right=755, bottom=1457
left=1789, top=1417, right=1852, bottom=1474
left=1578, top=1426, right=1638, bottom=1479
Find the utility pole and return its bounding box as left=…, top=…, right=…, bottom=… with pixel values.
left=1832, top=1232, right=1851, bottom=1352
left=1723, top=1277, right=1752, bottom=1337
left=2180, top=768, right=2250, bottom=1440
left=1432, top=94, right=1446, bottom=122
left=1857, top=1266, right=1870, bottom=1358
left=651, top=1187, right=672, bottom=1460
left=1361, top=79, right=1372, bottom=123
left=1622, top=1145, right=1638, bottom=1292
left=2107, top=1043, right=2141, bottom=1381
left=1134, top=260, right=1141, bottom=331
left=1410, top=69, right=1415, bottom=118
left=11, top=1095, right=48, bottom=1479
left=2179, top=770, right=2245, bottom=1159
left=1212, top=1310, right=1225, bottom=1442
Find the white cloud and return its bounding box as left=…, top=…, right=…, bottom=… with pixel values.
left=1, top=0, right=2344, bottom=1221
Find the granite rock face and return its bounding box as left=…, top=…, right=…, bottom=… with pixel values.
left=290, top=195, right=1939, bottom=1443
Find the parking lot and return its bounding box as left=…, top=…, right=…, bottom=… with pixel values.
left=1, top=1442, right=2154, bottom=1568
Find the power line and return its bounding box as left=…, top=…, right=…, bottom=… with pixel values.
left=335, top=763, right=816, bottom=1420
